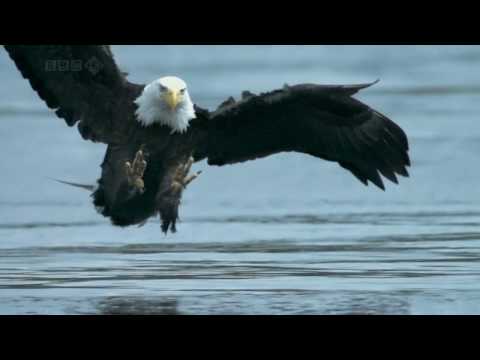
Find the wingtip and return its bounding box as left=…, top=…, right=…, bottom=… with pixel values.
left=347, top=79, right=381, bottom=94
left=364, top=180, right=385, bottom=191
left=373, top=178, right=386, bottom=191
left=361, top=79, right=381, bottom=89
left=47, top=177, right=96, bottom=192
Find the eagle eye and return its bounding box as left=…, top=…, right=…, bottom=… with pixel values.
left=159, top=84, right=167, bottom=92
left=180, top=88, right=186, bottom=94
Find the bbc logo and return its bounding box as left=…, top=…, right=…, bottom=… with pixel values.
left=44, top=57, right=103, bottom=75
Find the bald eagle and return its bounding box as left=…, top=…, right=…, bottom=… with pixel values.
left=4, top=45, right=410, bottom=233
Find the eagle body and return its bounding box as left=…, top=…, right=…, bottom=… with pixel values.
left=4, top=45, right=411, bottom=234
left=94, top=131, right=200, bottom=231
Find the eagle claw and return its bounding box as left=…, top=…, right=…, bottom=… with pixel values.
left=171, top=157, right=201, bottom=193
left=125, top=149, right=147, bottom=194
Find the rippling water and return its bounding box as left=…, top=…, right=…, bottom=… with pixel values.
left=1, top=45, right=480, bottom=314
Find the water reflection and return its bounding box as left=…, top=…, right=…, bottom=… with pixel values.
left=96, top=297, right=179, bottom=315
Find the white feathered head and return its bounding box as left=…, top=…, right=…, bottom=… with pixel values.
left=134, top=76, right=196, bottom=133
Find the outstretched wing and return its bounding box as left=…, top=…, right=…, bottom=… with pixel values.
left=4, top=45, right=141, bottom=144
left=194, top=81, right=410, bottom=190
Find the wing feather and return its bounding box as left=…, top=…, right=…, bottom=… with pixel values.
left=4, top=45, right=140, bottom=143
left=194, top=81, right=410, bottom=190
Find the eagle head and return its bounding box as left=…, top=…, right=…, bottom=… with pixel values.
left=134, top=76, right=196, bottom=133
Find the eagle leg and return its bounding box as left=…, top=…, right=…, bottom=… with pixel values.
left=158, top=157, right=201, bottom=234
left=125, top=149, right=147, bottom=194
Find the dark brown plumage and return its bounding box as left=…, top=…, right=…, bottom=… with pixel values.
left=4, top=45, right=410, bottom=234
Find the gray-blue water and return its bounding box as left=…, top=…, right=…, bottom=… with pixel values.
left=1, top=45, right=480, bottom=314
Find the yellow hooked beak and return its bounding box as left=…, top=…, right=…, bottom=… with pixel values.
left=164, top=89, right=180, bottom=110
